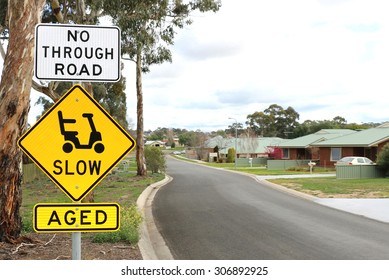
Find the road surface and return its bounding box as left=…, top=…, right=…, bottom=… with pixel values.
left=152, top=156, right=389, bottom=259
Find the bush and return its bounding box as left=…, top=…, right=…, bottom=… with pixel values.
left=227, top=148, right=235, bottom=163
left=377, top=143, right=389, bottom=175
left=145, top=146, right=166, bottom=174
left=92, top=204, right=143, bottom=244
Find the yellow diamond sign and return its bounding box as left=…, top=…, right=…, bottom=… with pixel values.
left=18, top=85, right=136, bottom=201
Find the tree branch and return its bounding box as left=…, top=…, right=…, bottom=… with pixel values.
left=31, top=80, right=61, bottom=102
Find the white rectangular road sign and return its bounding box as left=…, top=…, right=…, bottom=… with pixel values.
left=35, top=24, right=121, bottom=82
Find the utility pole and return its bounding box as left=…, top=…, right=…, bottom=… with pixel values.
left=228, top=117, right=238, bottom=169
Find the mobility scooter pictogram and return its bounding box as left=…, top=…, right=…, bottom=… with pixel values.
left=58, top=110, right=105, bottom=154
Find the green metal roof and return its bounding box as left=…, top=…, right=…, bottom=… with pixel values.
left=311, top=125, right=389, bottom=147
left=278, top=129, right=356, bottom=148
left=205, top=136, right=284, bottom=154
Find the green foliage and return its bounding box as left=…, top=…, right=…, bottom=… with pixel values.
left=35, top=78, right=128, bottom=129
left=286, top=166, right=310, bottom=172
left=226, top=122, right=244, bottom=136
left=376, top=143, right=389, bottom=175
left=92, top=204, right=143, bottom=244
left=291, top=117, right=374, bottom=138
left=93, top=75, right=129, bottom=130
left=227, top=148, right=235, bottom=163
left=246, top=104, right=379, bottom=138
left=21, top=216, right=33, bottom=233
left=246, top=104, right=300, bottom=138
left=148, top=127, right=167, bottom=140
left=145, top=146, right=166, bottom=174
left=178, top=130, right=207, bottom=147
left=106, top=0, right=221, bottom=72
left=0, top=0, right=7, bottom=27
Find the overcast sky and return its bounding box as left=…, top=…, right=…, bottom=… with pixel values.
left=26, top=0, right=389, bottom=131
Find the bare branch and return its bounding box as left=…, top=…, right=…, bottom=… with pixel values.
left=55, top=255, right=70, bottom=260
left=0, top=40, right=6, bottom=60
left=44, top=234, right=56, bottom=246
left=31, top=80, right=61, bottom=102
left=11, top=242, right=35, bottom=254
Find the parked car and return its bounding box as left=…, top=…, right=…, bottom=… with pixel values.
left=335, top=156, right=375, bottom=165
left=173, top=150, right=186, bottom=155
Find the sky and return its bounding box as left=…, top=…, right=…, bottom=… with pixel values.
left=7, top=0, right=389, bottom=132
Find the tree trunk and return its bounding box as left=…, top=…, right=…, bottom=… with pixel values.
left=136, top=51, right=147, bottom=176
left=0, top=0, right=45, bottom=242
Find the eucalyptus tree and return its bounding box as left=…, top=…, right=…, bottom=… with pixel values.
left=104, top=0, right=221, bottom=176
left=0, top=0, right=113, bottom=241
left=246, top=104, right=300, bottom=138
left=0, top=0, right=46, bottom=242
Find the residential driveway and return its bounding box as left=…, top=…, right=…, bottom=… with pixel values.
left=316, top=198, right=389, bottom=223
left=257, top=174, right=389, bottom=224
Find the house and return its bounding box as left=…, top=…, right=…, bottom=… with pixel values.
left=277, top=129, right=356, bottom=161
left=311, top=123, right=389, bottom=167
left=204, top=136, right=284, bottom=161
left=145, top=140, right=166, bottom=148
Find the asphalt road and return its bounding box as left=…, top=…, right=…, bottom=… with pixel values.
left=152, top=156, right=389, bottom=259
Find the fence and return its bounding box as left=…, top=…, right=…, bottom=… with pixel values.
left=267, top=160, right=317, bottom=170
left=22, top=163, right=46, bottom=183
left=236, top=158, right=267, bottom=167
left=336, top=165, right=385, bottom=179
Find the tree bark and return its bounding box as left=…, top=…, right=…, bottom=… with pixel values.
left=0, top=0, right=45, bottom=242
left=136, top=50, right=147, bottom=176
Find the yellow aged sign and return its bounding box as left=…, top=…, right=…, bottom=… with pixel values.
left=33, top=203, right=120, bottom=232
left=18, top=85, right=136, bottom=201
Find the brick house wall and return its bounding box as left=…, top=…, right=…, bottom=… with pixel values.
left=319, top=147, right=331, bottom=167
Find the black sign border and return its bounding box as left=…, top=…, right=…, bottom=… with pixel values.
left=34, top=24, right=121, bottom=82
left=33, top=203, right=120, bottom=232
left=18, top=85, right=136, bottom=201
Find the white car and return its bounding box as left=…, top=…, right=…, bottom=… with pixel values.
left=335, top=156, right=375, bottom=165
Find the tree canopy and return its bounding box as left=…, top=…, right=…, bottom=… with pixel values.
left=246, top=104, right=300, bottom=138
left=245, top=104, right=375, bottom=138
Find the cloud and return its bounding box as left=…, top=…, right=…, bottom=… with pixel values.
left=19, top=0, right=389, bottom=131
left=176, top=40, right=242, bottom=61
left=346, top=23, right=382, bottom=33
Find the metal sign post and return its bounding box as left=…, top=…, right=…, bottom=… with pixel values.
left=18, top=23, right=135, bottom=260
left=72, top=78, right=81, bottom=261
left=19, top=85, right=134, bottom=260
left=72, top=230, right=81, bottom=260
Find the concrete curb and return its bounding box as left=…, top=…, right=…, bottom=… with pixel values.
left=136, top=156, right=322, bottom=259
left=254, top=177, right=317, bottom=201
left=173, top=156, right=318, bottom=201
left=136, top=175, right=174, bottom=260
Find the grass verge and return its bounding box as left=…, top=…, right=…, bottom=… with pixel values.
left=21, top=156, right=164, bottom=244
left=173, top=154, right=388, bottom=198
left=268, top=177, right=389, bottom=198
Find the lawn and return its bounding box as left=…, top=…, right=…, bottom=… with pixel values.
left=173, top=154, right=389, bottom=198
left=268, top=177, right=389, bottom=198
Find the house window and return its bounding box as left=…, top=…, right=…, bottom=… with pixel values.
left=331, top=147, right=342, bottom=161
left=282, top=148, right=289, bottom=159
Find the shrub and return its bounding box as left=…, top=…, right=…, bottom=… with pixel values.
left=145, top=146, right=166, bottom=174
left=92, top=204, right=143, bottom=244
left=377, top=143, right=389, bottom=176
